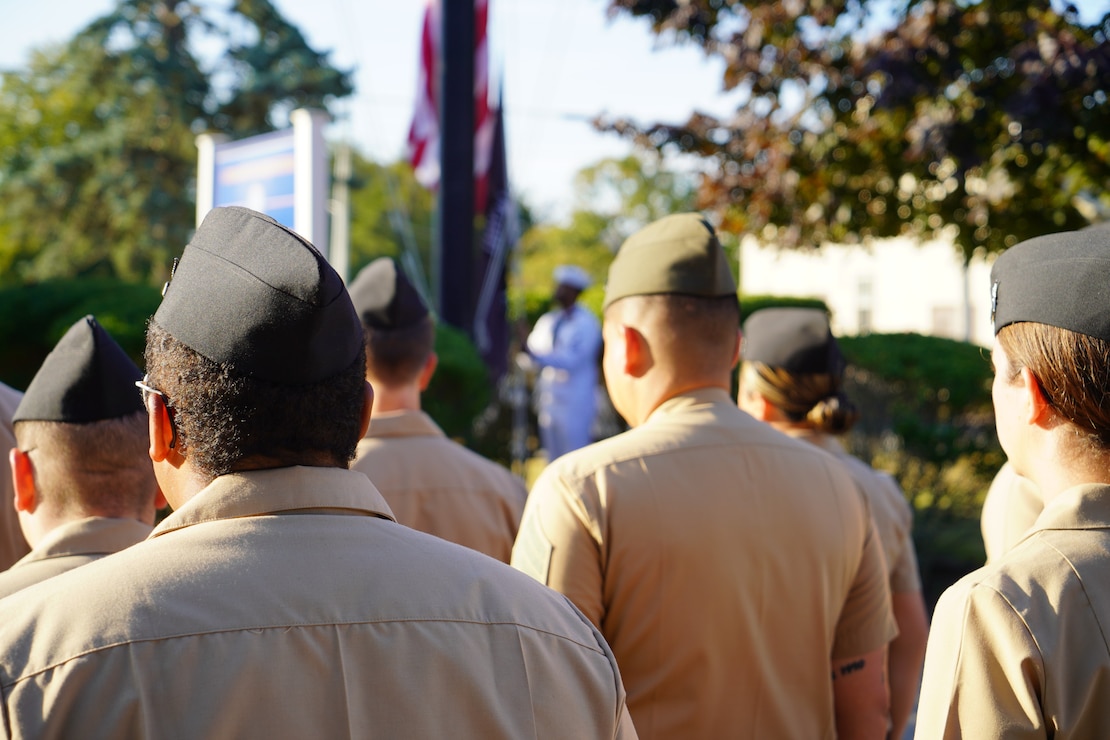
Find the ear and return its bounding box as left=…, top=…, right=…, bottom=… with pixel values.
left=622, top=324, right=651, bottom=378
left=148, top=394, right=176, bottom=464
left=417, top=352, right=438, bottom=392
left=10, top=448, right=36, bottom=514
left=1021, top=367, right=1054, bottom=426
left=742, top=391, right=778, bottom=422
left=730, top=328, right=742, bottom=369
left=358, top=380, right=374, bottom=439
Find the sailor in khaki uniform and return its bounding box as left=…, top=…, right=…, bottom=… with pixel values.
left=980, top=460, right=1042, bottom=563
left=0, top=207, right=636, bottom=739
left=0, top=316, right=161, bottom=599
left=916, top=225, right=1110, bottom=737
left=348, top=258, right=526, bottom=562
left=0, top=382, right=30, bottom=571
left=738, top=307, right=929, bottom=740
left=512, top=213, right=896, bottom=739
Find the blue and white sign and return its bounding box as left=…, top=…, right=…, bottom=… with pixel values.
left=212, top=129, right=296, bottom=228
left=196, top=108, right=331, bottom=255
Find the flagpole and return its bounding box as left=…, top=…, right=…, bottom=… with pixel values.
left=439, top=0, right=476, bottom=333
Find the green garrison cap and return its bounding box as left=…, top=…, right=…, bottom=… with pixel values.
left=13, top=315, right=143, bottom=423
left=603, top=213, right=736, bottom=310
left=153, top=207, right=362, bottom=385
left=991, top=223, right=1110, bottom=340
left=742, top=308, right=845, bottom=375
left=348, top=257, right=429, bottom=330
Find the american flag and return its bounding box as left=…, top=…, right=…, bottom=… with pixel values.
left=407, top=0, right=494, bottom=212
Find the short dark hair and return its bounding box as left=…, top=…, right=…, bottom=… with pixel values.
left=14, top=411, right=155, bottom=517
left=363, top=315, right=435, bottom=386
left=998, top=321, right=1110, bottom=452
left=610, top=293, right=740, bottom=370
left=144, top=321, right=367, bottom=477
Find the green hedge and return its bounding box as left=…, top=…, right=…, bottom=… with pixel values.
left=424, top=322, right=493, bottom=448
left=0, top=279, right=162, bottom=390
left=739, top=294, right=830, bottom=322
left=838, top=333, right=1000, bottom=609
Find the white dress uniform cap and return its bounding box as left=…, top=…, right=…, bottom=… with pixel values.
left=554, top=265, right=592, bottom=291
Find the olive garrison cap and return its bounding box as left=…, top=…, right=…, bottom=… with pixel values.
left=13, top=315, right=143, bottom=423
left=742, top=307, right=845, bottom=375
left=153, top=207, right=362, bottom=385
left=603, top=213, right=736, bottom=310
left=991, top=223, right=1110, bottom=340
left=348, top=257, right=429, bottom=330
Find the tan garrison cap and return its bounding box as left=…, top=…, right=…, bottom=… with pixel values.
left=603, top=213, right=736, bottom=310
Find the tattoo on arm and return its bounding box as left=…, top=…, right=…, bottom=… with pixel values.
left=831, top=658, right=866, bottom=681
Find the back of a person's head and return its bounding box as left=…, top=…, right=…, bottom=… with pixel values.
left=614, top=293, right=739, bottom=374
left=347, top=257, right=434, bottom=386
left=739, top=362, right=858, bottom=434
left=14, top=413, right=155, bottom=518
left=146, top=207, right=367, bottom=478
left=997, top=321, right=1110, bottom=451
left=604, top=213, right=739, bottom=374
left=991, top=224, right=1110, bottom=454
left=12, top=315, right=155, bottom=517
left=364, top=319, right=435, bottom=386
left=741, top=307, right=858, bottom=434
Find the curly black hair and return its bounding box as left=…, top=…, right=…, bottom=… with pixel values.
left=144, top=321, right=367, bottom=477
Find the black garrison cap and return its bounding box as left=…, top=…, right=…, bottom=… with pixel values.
left=991, top=223, right=1110, bottom=340
left=13, top=315, right=143, bottom=423
left=153, top=207, right=362, bottom=385
left=742, top=307, right=845, bottom=376
left=348, top=257, right=430, bottom=330
left=604, top=213, right=737, bottom=310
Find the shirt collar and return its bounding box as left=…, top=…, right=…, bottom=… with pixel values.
left=363, top=409, right=445, bottom=440
left=645, top=387, right=735, bottom=423
left=152, top=466, right=396, bottom=539
left=20, top=517, right=152, bottom=562
left=1026, top=482, right=1110, bottom=536
left=783, top=428, right=845, bottom=456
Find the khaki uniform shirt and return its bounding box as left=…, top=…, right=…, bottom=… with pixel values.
left=916, top=483, right=1110, bottom=738
left=0, top=384, right=29, bottom=571
left=0, top=517, right=151, bottom=600
left=512, top=388, right=896, bottom=739
left=352, top=410, right=526, bottom=562
left=0, top=466, right=636, bottom=739
left=981, top=461, right=1043, bottom=563
left=790, top=430, right=921, bottom=593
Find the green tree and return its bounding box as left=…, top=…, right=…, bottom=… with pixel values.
left=513, top=210, right=615, bottom=321
left=0, top=0, right=352, bottom=287
left=572, top=153, right=698, bottom=244
left=347, top=156, right=435, bottom=288
left=603, top=0, right=1110, bottom=258
left=513, top=152, right=699, bottom=320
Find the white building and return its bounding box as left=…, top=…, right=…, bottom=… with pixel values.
left=739, top=236, right=996, bottom=347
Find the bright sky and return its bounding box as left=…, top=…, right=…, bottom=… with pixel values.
left=0, top=0, right=743, bottom=222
